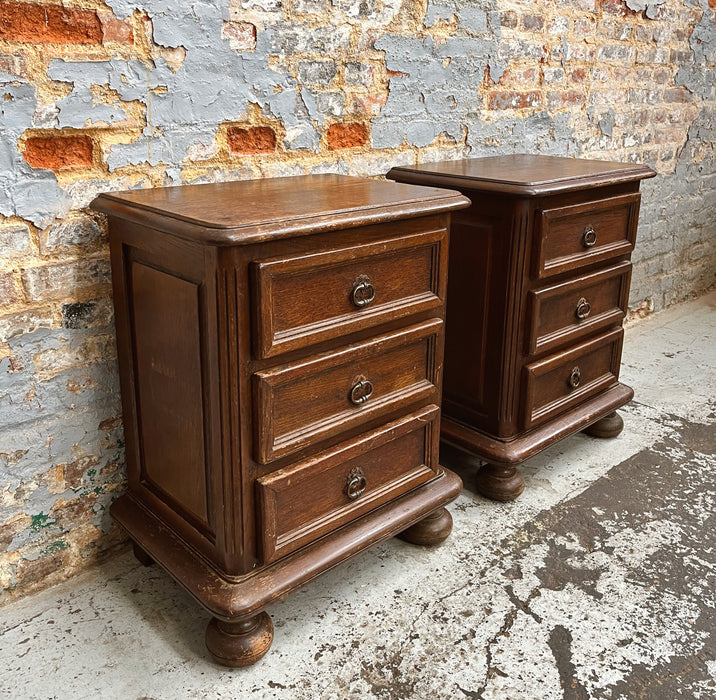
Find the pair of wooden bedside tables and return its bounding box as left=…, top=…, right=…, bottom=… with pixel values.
left=93, top=155, right=655, bottom=666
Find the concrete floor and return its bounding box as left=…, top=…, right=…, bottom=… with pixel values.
left=1, top=292, right=714, bottom=700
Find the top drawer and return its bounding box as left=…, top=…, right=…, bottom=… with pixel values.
left=534, top=193, right=641, bottom=280
left=252, top=228, right=447, bottom=358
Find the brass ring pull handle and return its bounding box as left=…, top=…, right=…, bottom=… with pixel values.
left=345, top=467, right=367, bottom=501
left=582, top=225, right=597, bottom=248
left=349, top=378, right=373, bottom=405
left=576, top=297, right=591, bottom=320
left=568, top=366, right=581, bottom=389
left=351, top=274, right=375, bottom=308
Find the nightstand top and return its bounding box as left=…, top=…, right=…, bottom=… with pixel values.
left=92, top=174, right=470, bottom=245
left=388, top=154, right=656, bottom=197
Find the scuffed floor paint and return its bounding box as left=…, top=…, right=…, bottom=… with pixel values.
left=0, top=292, right=714, bottom=699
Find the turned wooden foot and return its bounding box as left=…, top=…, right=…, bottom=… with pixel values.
left=205, top=612, right=274, bottom=667
left=475, top=463, right=525, bottom=502
left=583, top=411, right=624, bottom=439
left=398, top=507, right=453, bottom=546
left=132, top=541, right=154, bottom=567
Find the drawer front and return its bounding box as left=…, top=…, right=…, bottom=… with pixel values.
left=523, top=328, right=624, bottom=429
left=535, top=193, right=641, bottom=279
left=256, top=405, right=440, bottom=563
left=253, top=319, right=442, bottom=464
left=252, top=228, right=447, bottom=358
left=527, top=261, right=631, bottom=356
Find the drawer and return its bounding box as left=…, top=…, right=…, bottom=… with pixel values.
left=527, top=261, right=631, bottom=355
left=535, top=193, right=641, bottom=279
left=252, top=228, right=447, bottom=358
left=256, top=405, right=440, bottom=563
left=253, top=318, right=442, bottom=464
left=523, top=328, right=624, bottom=430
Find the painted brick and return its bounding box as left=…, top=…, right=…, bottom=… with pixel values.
left=326, top=122, right=368, bottom=149
left=98, top=12, right=133, bottom=44
left=0, top=271, right=18, bottom=306
left=21, top=259, right=111, bottom=302
left=0, top=308, right=53, bottom=343
left=227, top=126, right=277, bottom=154
left=0, top=2, right=102, bottom=44
left=487, top=91, right=543, bottom=110
left=298, top=59, right=336, bottom=86
left=222, top=21, right=256, bottom=51
left=23, top=135, right=94, bottom=171
left=0, top=223, right=32, bottom=256
left=597, top=45, right=636, bottom=63
left=41, top=217, right=102, bottom=253
left=499, top=11, right=518, bottom=29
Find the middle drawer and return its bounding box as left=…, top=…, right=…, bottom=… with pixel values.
left=253, top=319, right=442, bottom=464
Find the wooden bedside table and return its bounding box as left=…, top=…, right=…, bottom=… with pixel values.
left=92, top=175, right=469, bottom=666
left=388, top=155, right=655, bottom=501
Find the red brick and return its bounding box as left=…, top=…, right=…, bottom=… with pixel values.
left=227, top=126, right=277, bottom=154
left=0, top=2, right=102, bottom=44
left=569, top=68, right=587, bottom=83
left=547, top=90, right=587, bottom=110
left=487, top=90, right=542, bottom=110
left=0, top=271, right=18, bottom=305
left=326, top=122, right=368, bottom=150
left=664, top=87, right=690, bottom=103
left=23, top=134, right=94, bottom=170
left=710, top=0, right=715, bottom=8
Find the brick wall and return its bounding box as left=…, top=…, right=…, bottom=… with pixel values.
left=1, top=0, right=714, bottom=604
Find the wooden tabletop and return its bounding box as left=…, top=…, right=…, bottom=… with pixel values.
left=92, top=174, right=470, bottom=245
left=388, top=154, right=656, bottom=196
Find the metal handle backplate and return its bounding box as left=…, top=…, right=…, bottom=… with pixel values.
left=582, top=225, right=597, bottom=248
left=576, top=297, right=591, bottom=320
left=349, top=378, right=373, bottom=405
left=568, top=366, right=581, bottom=389
left=345, top=467, right=367, bottom=500
left=351, top=275, right=375, bottom=308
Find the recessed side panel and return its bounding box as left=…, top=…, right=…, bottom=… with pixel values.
left=441, top=216, right=492, bottom=423
left=130, top=260, right=211, bottom=535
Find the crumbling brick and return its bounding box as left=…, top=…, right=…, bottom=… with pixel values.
left=227, top=126, right=277, bottom=154
left=23, top=135, right=94, bottom=171
left=326, top=122, right=368, bottom=149
left=0, top=2, right=103, bottom=44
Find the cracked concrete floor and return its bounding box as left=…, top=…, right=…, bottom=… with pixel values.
left=1, top=292, right=714, bottom=700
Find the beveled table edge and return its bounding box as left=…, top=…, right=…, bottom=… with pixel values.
left=388, top=158, right=656, bottom=197
left=91, top=176, right=471, bottom=246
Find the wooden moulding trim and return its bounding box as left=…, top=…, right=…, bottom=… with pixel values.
left=440, top=382, right=634, bottom=466
left=110, top=467, right=462, bottom=622
left=91, top=194, right=471, bottom=246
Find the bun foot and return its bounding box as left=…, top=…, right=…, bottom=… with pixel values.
left=398, top=507, right=453, bottom=546
left=583, top=411, right=624, bottom=439
left=476, top=463, right=525, bottom=502
left=132, top=541, right=154, bottom=567
left=205, top=612, right=274, bottom=667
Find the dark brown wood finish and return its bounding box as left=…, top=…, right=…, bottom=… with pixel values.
left=93, top=174, right=469, bottom=667
left=388, top=154, right=655, bottom=501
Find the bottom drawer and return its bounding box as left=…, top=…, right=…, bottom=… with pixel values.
left=523, top=328, right=624, bottom=430
left=256, top=405, right=440, bottom=564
